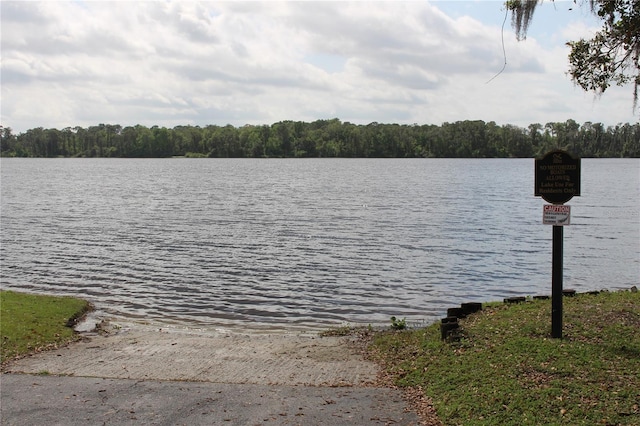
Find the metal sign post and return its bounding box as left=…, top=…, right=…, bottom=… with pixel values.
left=535, top=150, right=581, bottom=339
left=551, top=225, right=563, bottom=338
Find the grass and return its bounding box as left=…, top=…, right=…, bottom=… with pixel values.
left=0, top=290, right=91, bottom=365
left=367, top=290, right=640, bottom=425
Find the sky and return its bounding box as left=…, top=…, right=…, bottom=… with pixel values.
left=1, top=0, right=638, bottom=134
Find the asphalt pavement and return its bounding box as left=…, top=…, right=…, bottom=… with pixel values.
left=1, top=374, right=419, bottom=425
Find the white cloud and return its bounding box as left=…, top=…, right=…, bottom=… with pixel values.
left=1, top=1, right=636, bottom=133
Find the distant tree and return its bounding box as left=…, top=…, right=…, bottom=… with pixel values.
left=508, top=0, right=640, bottom=109
left=1, top=126, right=16, bottom=155
left=151, top=126, right=172, bottom=157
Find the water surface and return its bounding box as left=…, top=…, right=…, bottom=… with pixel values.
left=1, top=158, right=638, bottom=330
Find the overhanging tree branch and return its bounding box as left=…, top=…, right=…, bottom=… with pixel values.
left=508, top=0, right=640, bottom=111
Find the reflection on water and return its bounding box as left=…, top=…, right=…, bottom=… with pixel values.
left=1, top=158, right=638, bottom=330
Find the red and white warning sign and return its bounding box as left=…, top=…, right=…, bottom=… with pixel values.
left=543, top=204, right=571, bottom=225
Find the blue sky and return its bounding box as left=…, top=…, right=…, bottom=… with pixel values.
left=1, top=1, right=636, bottom=134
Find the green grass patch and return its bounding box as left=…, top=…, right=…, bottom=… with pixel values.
left=368, top=290, right=640, bottom=425
left=1, top=290, right=91, bottom=365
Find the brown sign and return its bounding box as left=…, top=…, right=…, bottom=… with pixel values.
left=535, top=150, right=581, bottom=204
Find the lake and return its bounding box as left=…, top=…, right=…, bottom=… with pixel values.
left=1, top=158, right=638, bottom=331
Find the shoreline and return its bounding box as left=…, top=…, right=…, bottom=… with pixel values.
left=75, top=285, right=637, bottom=337
left=74, top=309, right=373, bottom=339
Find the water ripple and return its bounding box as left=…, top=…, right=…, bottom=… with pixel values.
left=1, top=158, right=638, bottom=330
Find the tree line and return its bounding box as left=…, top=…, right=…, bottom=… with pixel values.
left=1, top=119, right=639, bottom=159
